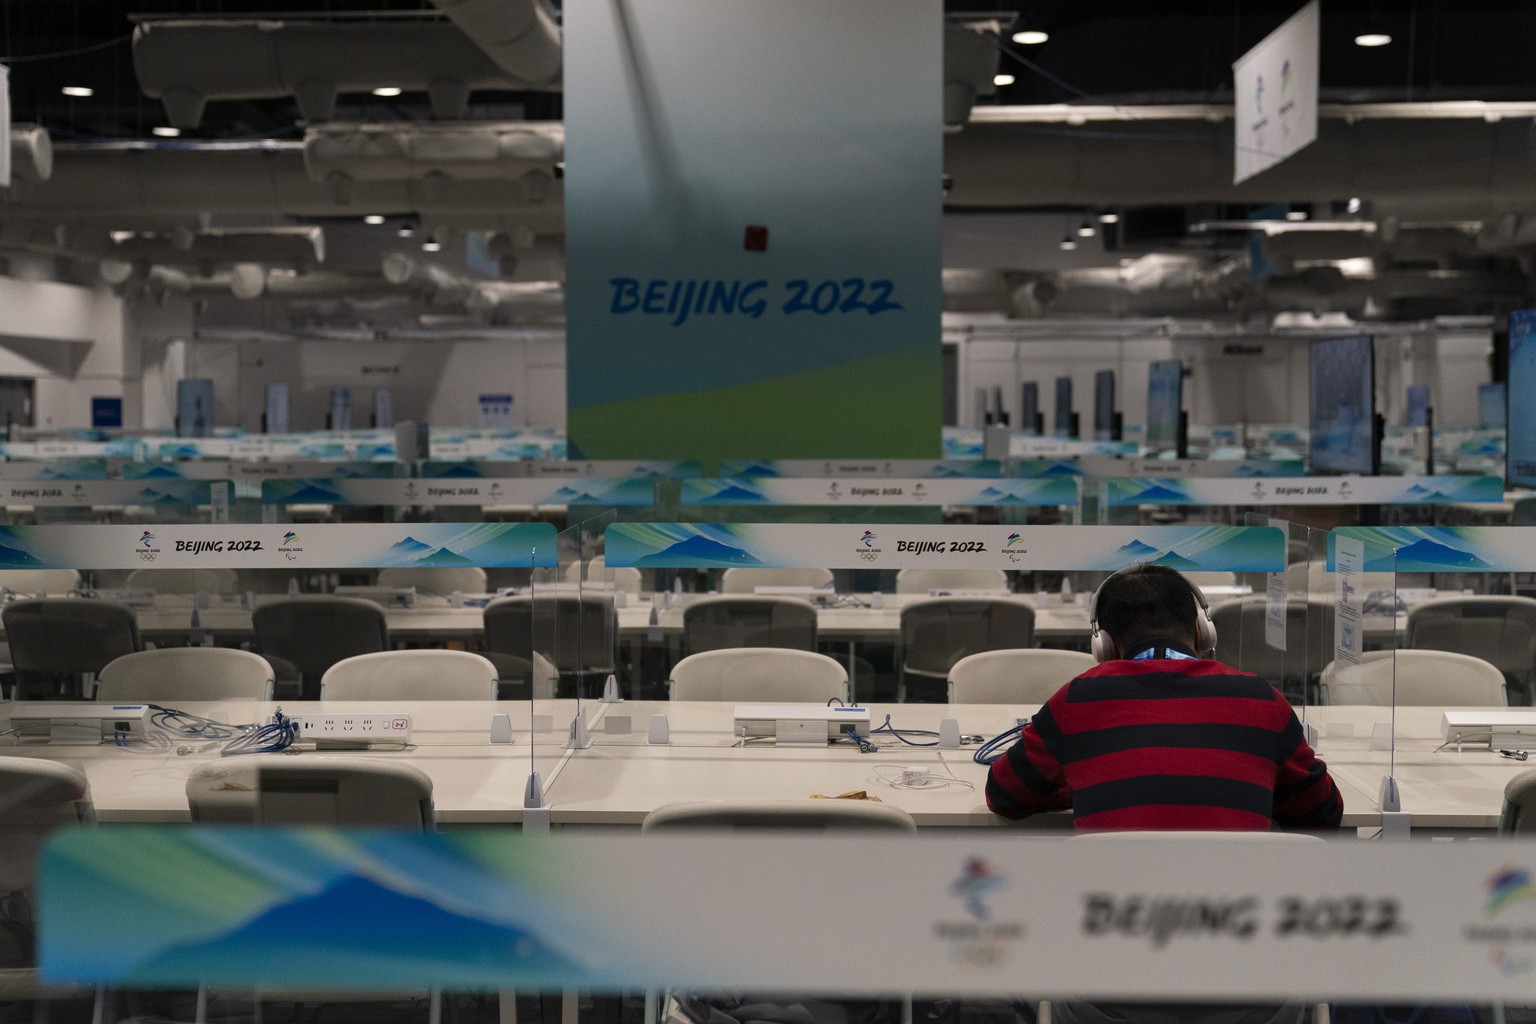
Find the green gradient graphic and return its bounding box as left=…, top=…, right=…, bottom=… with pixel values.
left=569, top=348, right=941, bottom=459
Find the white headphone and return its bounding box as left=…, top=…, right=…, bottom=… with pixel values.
left=1087, top=565, right=1218, bottom=662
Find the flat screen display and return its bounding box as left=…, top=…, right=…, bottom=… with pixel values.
left=1020, top=382, right=1040, bottom=435
left=264, top=383, right=289, bottom=434
left=1308, top=335, right=1375, bottom=474
left=1093, top=370, right=1116, bottom=440
left=329, top=386, right=352, bottom=432
left=1480, top=381, right=1508, bottom=431
left=1145, top=359, right=1183, bottom=453
left=176, top=379, right=214, bottom=438
left=1053, top=377, right=1073, bottom=437
left=1405, top=385, right=1430, bottom=428
left=1507, top=309, right=1536, bottom=485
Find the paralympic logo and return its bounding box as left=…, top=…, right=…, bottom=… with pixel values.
left=1005, top=532, right=1026, bottom=563
left=951, top=857, right=1005, bottom=921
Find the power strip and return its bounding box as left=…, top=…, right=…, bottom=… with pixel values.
left=287, top=713, right=413, bottom=749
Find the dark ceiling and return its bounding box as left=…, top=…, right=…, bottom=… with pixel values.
left=2, top=1, right=1533, bottom=141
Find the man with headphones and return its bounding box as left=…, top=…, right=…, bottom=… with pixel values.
left=986, top=563, right=1342, bottom=832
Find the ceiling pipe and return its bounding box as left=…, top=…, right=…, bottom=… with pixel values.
left=6, top=127, right=52, bottom=184
left=302, top=122, right=562, bottom=184
left=428, top=0, right=562, bottom=88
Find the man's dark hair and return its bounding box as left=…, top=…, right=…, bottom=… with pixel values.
left=1094, top=564, right=1200, bottom=651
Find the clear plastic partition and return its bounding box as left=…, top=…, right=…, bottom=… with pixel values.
left=1231, top=515, right=1336, bottom=711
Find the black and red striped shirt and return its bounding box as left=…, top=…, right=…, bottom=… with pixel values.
left=985, top=656, right=1343, bottom=832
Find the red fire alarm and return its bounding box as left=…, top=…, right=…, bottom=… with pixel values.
left=743, top=225, right=768, bottom=252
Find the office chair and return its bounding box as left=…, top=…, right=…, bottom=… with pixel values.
left=565, top=555, right=643, bottom=595
left=320, top=650, right=497, bottom=701
left=1406, top=596, right=1536, bottom=704
left=642, top=798, right=915, bottom=832
left=718, top=567, right=833, bottom=594
left=1208, top=596, right=1335, bottom=703
left=897, top=598, right=1034, bottom=702
left=1502, top=769, right=1536, bottom=834
left=483, top=594, right=616, bottom=698
left=2, top=598, right=142, bottom=700
left=895, top=568, right=1008, bottom=594
left=667, top=648, right=847, bottom=702
left=251, top=596, right=390, bottom=700
left=376, top=566, right=488, bottom=595
left=947, top=649, right=1096, bottom=704
left=682, top=596, right=817, bottom=655
left=1320, top=649, right=1506, bottom=706
left=186, top=756, right=434, bottom=828
left=96, top=647, right=275, bottom=702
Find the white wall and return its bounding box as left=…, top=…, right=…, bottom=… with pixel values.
left=0, top=275, right=127, bottom=428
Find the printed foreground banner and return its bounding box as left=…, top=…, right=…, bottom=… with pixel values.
left=605, top=523, right=1284, bottom=571
left=1104, top=475, right=1503, bottom=508
left=564, top=0, right=941, bottom=458
left=0, top=522, right=556, bottom=569
left=1329, top=525, right=1536, bottom=572
left=40, top=826, right=1536, bottom=1000
left=680, top=477, right=1077, bottom=506
left=261, top=478, right=657, bottom=507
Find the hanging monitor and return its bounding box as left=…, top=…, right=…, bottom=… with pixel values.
left=264, top=383, right=289, bottom=434
left=329, top=386, right=353, bottom=431
left=1405, top=385, right=1430, bottom=428
left=1093, top=370, right=1116, bottom=441
left=176, top=379, right=214, bottom=438
left=1480, top=382, right=1508, bottom=431
left=373, top=388, right=394, bottom=429
left=1053, top=377, right=1074, bottom=438
left=1308, top=335, right=1378, bottom=475
left=1020, top=382, right=1041, bottom=436
left=1145, top=359, right=1184, bottom=457
left=1506, top=309, right=1536, bottom=487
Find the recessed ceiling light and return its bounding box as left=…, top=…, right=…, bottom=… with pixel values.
left=1076, top=220, right=1096, bottom=238
left=1098, top=212, right=1120, bottom=225
left=151, top=126, right=181, bottom=138
left=1011, top=29, right=1049, bottom=45
left=372, top=86, right=403, bottom=97
left=60, top=86, right=93, bottom=98
left=1059, top=235, right=1077, bottom=251
left=1346, top=197, right=1362, bottom=214
left=398, top=225, right=415, bottom=238
left=1286, top=210, right=1309, bottom=221
left=993, top=74, right=1016, bottom=87
left=1354, top=32, right=1392, bottom=47
left=363, top=215, right=385, bottom=225
left=421, top=240, right=442, bottom=253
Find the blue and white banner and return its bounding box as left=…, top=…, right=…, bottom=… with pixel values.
left=1076, top=458, right=1305, bottom=479
left=0, top=459, right=109, bottom=480
left=428, top=429, right=566, bottom=461
left=261, top=478, right=656, bottom=507
left=1105, top=475, right=1503, bottom=508
left=0, top=439, right=145, bottom=459
left=718, top=459, right=1006, bottom=479
left=42, top=826, right=1536, bottom=1000
left=0, top=522, right=555, bottom=569
left=680, top=477, right=1077, bottom=507
left=1329, top=526, right=1536, bottom=572
left=605, top=523, right=1284, bottom=571
left=0, top=479, right=227, bottom=508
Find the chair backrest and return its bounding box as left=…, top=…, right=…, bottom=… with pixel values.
left=641, top=799, right=916, bottom=832
left=186, top=757, right=434, bottom=828
left=320, top=649, right=497, bottom=700
left=483, top=594, right=617, bottom=676
left=899, top=598, right=1035, bottom=677
left=1502, top=768, right=1536, bottom=833
left=1, top=599, right=142, bottom=676
left=376, top=566, right=488, bottom=595
left=719, top=650, right=848, bottom=703
left=1321, top=649, right=1507, bottom=706
left=1207, top=596, right=1336, bottom=686
left=125, top=567, right=239, bottom=595
left=895, top=569, right=1009, bottom=594
left=564, top=556, right=643, bottom=595
left=251, top=596, right=390, bottom=676
left=1406, top=596, right=1536, bottom=679
left=0, top=569, right=80, bottom=595
left=682, top=596, right=818, bottom=654
left=96, top=648, right=275, bottom=702
left=947, top=648, right=1096, bottom=704
left=719, top=567, right=834, bottom=594
left=670, top=649, right=763, bottom=700
left=0, top=757, right=92, bottom=895
left=1181, top=571, right=1235, bottom=590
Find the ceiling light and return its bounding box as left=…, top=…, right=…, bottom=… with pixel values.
left=1286, top=210, right=1309, bottom=221
left=363, top=215, right=385, bottom=225
left=151, top=126, right=181, bottom=138
left=993, top=74, right=1016, bottom=87
left=422, top=240, right=442, bottom=253
left=397, top=224, right=415, bottom=238
left=1354, top=32, right=1392, bottom=47
left=60, top=86, right=93, bottom=98
left=372, top=86, right=403, bottom=97
left=1058, top=234, right=1077, bottom=251
left=1346, top=197, right=1362, bottom=214
left=1011, top=29, right=1049, bottom=45
left=1076, top=220, right=1096, bottom=238
left=1098, top=212, right=1120, bottom=225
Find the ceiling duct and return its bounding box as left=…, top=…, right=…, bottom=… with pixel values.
left=429, top=0, right=562, bottom=88
left=303, top=123, right=563, bottom=189
left=942, top=20, right=1003, bottom=129
left=109, top=226, right=325, bottom=270
left=7, top=128, right=52, bottom=185
left=132, top=19, right=550, bottom=127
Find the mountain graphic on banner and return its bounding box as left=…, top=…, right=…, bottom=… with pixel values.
left=1393, top=538, right=1491, bottom=569
left=129, top=874, right=583, bottom=986
left=0, top=543, right=44, bottom=567
left=391, top=537, right=434, bottom=555
left=1149, top=551, right=1203, bottom=570
left=1114, top=540, right=1163, bottom=560
left=1125, top=483, right=1191, bottom=503
left=636, top=534, right=764, bottom=567
left=410, top=547, right=475, bottom=567
left=701, top=485, right=768, bottom=503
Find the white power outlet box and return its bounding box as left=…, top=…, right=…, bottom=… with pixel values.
left=734, top=704, right=870, bottom=741
left=288, top=713, right=413, bottom=749
left=11, top=703, right=150, bottom=745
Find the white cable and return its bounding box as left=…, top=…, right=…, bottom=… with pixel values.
left=873, top=763, right=976, bottom=792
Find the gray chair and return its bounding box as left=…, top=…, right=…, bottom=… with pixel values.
left=2, top=598, right=142, bottom=700
left=1320, top=649, right=1507, bottom=706
left=376, top=566, right=488, bottom=595
left=642, top=799, right=915, bottom=832
left=897, top=598, right=1034, bottom=702
left=186, top=757, right=434, bottom=828
left=97, top=647, right=276, bottom=702
left=252, top=596, right=389, bottom=700
left=483, top=594, right=616, bottom=698
left=1502, top=768, right=1536, bottom=833
left=1208, top=596, right=1335, bottom=703
left=320, top=649, right=497, bottom=701
left=668, top=648, right=849, bottom=702
left=1406, top=596, right=1536, bottom=703
left=682, top=596, right=818, bottom=655
left=947, top=648, right=1096, bottom=704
